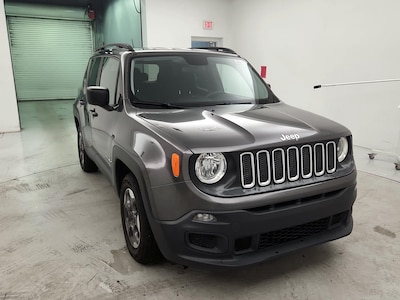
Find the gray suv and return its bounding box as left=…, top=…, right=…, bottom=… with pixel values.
left=73, top=44, right=357, bottom=267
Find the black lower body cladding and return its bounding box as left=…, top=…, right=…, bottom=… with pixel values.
left=148, top=182, right=357, bottom=268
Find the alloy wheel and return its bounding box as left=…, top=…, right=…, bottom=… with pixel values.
left=123, top=187, right=141, bottom=249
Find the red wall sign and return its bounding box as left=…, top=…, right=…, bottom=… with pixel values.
left=261, top=66, right=267, bottom=78
left=203, top=20, right=213, bottom=30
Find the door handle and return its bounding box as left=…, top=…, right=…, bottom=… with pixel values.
left=89, top=109, right=98, bottom=117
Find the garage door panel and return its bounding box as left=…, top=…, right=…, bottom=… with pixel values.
left=7, top=17, right=93, bottom=101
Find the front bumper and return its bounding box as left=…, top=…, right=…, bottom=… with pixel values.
left=149, top=182, right=356, bottom=268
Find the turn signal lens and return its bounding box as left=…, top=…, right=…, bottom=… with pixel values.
left=171, top=153, right=180, bottom=177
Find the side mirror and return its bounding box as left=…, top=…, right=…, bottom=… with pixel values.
left=87, top=86, right=109, bottom=107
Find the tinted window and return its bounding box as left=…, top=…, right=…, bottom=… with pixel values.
left=87, top=57, right=102, bottom=86
left=129, top=55, right=271, bottom=107
left=99, top=58, right=120, bottom=106
left=216, top=63, right=253, bottom=97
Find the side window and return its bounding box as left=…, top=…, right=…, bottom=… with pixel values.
left=99, top=58, right=120, bottom=106
left=87, top=57, right=102, bottom=86
left=115, top=72, right=122, bottom=105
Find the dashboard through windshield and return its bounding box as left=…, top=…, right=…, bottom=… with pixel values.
left=129, top=54, right=272, bottom=108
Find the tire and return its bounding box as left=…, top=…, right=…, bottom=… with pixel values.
left=77, top=128, right=98, bottom=172
left=120, top=174, right=161, bottom=264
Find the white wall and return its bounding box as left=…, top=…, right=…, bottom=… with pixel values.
left=102, top=0, right=143, bottom=47
left=0, top=1, right=20, bottom=133
left=231, top=0, right=400, bottom=152
left=144, top=0, right=232, bottom=48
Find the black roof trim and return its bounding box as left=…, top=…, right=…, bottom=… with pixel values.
left=96, top=43, right=134, bottom=52
left=192, top=47, right=237, bottom=55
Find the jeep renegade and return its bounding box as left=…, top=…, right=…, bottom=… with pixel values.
left=73, top=44, right=357, bottom=267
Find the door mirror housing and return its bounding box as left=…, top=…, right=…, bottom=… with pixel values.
left=87, top=86, right=109, bottom=108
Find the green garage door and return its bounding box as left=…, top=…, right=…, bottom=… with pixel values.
left=7, top=16, right=93, bottom=101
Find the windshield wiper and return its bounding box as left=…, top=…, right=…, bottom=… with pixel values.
left=131, top=101, right=186, bottom=109
left=213, top=101, right=253, bottom=106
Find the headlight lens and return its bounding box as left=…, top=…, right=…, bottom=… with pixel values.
left=337, top=137, right=349, bottom=162
left=195, top=152, right=227, bottom=184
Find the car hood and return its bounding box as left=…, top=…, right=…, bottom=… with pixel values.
left=137, top=103, right=351, bottom=153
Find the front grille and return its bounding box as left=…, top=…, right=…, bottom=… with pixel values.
left=259, top=217, right=329, bottom=249
left=258, top=211, right=348, bottom=249
left=240, top=141, right=337, bottom=188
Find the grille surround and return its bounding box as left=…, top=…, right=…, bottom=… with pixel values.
left=240, top=141, right=337, bottom=189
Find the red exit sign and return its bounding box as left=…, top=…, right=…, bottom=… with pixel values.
left=203, top=20, right=213, bottom=30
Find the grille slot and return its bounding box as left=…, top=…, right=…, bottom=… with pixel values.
left=240, top=152, right=255, bottom=188
left=301, top=145, right=312, bottom=178
left=258, top=211, right=349, bottom=249
left=240, top=141, right=337, bottom=188
left=258, top=217, right=330, bottom=249
left=272, top=149, right=285, bottom=184
left=314, top=143, right=325, bottom=176
left=257, top=150, right=271, bottom=186
left=287, top=146, right=300, bottom=181
left=326, top=141, right=337, bottom=173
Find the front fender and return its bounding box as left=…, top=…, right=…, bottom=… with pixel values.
left=112, top=145, right=154, bottom=215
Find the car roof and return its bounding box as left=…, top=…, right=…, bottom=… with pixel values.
left=93, top=44, right=239, bottom=57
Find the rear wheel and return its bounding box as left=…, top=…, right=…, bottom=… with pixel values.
left=77, top=128, right=97, bottom=172
left=120, top=174, right=161, bottom=264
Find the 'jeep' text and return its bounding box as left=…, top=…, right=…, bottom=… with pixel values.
left=281, top=134, right=300, bottom=141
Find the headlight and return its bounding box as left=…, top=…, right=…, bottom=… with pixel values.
left=337, top=137, right=349, bottom=163
left=195, top=152, right=227, bottom=184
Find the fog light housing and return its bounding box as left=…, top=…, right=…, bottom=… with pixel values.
left=192, top=213, right=217, bottom=223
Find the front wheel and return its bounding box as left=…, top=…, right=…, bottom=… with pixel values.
left=120, top=174, right=161, bottom=264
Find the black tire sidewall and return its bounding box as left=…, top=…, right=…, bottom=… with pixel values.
left=120, top=174, right=160, bottom=264
left=77, top=128, right=97, bottom=172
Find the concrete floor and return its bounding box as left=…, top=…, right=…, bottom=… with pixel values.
left=0, top=100, right=399, bottom=299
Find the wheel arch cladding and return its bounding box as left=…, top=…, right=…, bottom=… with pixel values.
left=113, top=146, right=154, bottom=216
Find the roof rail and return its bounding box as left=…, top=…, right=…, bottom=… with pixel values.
left=192, top=47, right=237, bottom=55
left=96, top=43, right=134, bottom=52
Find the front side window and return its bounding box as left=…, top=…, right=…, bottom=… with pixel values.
left=129, top=54, right=271, bottom=107
left=87, top=57, right=102, bottom=86
left=99, top=58, right=120, bottom=106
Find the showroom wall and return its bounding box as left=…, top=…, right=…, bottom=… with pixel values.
left=144, top=0, right=232, bottom=48
left=230, top=0, right=400, bottom=152
left=100, top=0, right=142, bottom=47
left=145, top=0, right=400, bottom=152
left=0, top=1, right=19, bottom=132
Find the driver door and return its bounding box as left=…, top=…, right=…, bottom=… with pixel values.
left=89, top=57, right=121, bottom=176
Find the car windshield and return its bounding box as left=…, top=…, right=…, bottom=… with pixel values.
left=129, top=54, right=273, bottom=107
